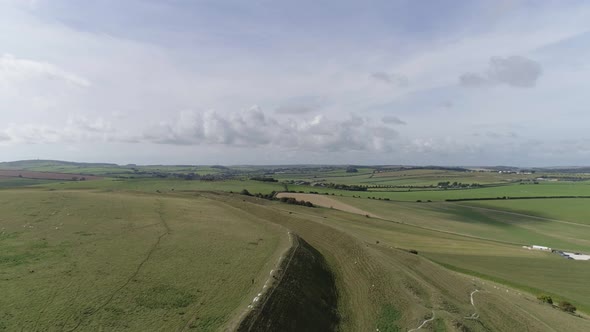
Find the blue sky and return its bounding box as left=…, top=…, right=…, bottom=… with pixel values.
left=1, top=0, right=590, bottom=165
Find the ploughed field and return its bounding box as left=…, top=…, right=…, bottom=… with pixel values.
left=0, top=170, right=101, bottom=181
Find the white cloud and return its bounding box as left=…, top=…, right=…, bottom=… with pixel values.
left=143, top=108, right=399, bottom=152
left=0, top=54, right=90, bottom=87
left=1, top=1, right=589, bottom=165
left=1, top=115, right=114, bottom=144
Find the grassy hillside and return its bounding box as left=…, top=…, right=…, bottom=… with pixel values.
left=220, top=195, right=590, bottom=331
left=0, top=189, right=289, bottom=331
left=465, top=198, right=590, bottom=225
left=2, top=164, right=590, bottom=331
left=310, top=195, right=590, bottom=313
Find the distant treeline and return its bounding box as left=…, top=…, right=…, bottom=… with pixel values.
left=250, top=176, right=278, bottom=182
left=323, top=183, right=367, bottom=191
left=374, top=166, right=469, bottom=173
left=446, top=195, right=590, bottom=202
left=366, top=182, right=483, bottom=189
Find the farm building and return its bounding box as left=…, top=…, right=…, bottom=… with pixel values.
left=531, top=245, right=552, bottom=251
left=563, top=252, right=590, bottom=261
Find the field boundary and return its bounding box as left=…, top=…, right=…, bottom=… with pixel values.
left=446, top=195, right=590, bottom=202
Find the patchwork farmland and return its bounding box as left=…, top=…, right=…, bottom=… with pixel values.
left=1, top=161, right=590, bottom=331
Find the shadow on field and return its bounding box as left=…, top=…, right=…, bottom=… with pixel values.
left=237, top=234, right=339, bottom=332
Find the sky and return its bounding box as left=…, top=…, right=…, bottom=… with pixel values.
left=1, top=0, right=590, bottom=166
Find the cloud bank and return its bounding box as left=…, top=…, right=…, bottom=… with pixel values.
left=1, top=108, right=401, bottom=153
left=144, top=108, right=400, bottom=152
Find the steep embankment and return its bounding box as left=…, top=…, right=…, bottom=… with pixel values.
left=236, top=234, right=339, bottom=332
left=211, top=193, right=590, bottom=331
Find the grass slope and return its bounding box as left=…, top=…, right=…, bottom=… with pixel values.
left=0, top=189, right=289, bottom=331
left=313, top=196, right=590, bottom=314
left=465, top=198, right=590, bottom=225
left=211, top=194, right=590, bottom=331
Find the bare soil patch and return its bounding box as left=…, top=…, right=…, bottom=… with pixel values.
left=276, top=193, right=380, bottom=218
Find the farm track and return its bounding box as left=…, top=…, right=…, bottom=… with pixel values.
left=66, top=199, right=171, bottom=331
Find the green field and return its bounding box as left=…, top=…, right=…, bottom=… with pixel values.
left=465, top=198, right=590, bottom=225
left=0, top=177, right=54, bottom=188
left=0, top=190, right=289, bottom=331
left=2, top=162, right=590, bottom=331
left=319, top=196, right=590, bottom=312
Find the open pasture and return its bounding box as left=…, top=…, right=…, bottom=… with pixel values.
left=3, top=164, right=590, bottom=331
left=0, top=189, right=288, bottom=331
left=233, top=195, right=590, bottom=331
left=288, top=194, right=590, bottom=313
left=464, top=198, right=590, bottom=226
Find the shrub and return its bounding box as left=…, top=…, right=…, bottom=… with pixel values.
left=409, top=250, right=418, bottom=255
left=558, top=301, right=576, bottom=313
left=240, top=189, right=252, bottom=196
left=537, top=295, right=553, bottom=304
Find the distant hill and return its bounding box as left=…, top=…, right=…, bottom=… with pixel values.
left=534, top=167, right=590, bottom=173
left=0, top=160, right=118, bottom=169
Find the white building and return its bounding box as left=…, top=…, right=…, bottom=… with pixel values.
left=532, top=245, right=552, bottom=251
left=563, top=252, right=590, bottom=261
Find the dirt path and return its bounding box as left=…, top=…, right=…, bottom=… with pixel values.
left=408, top=310, right=435, bottom=332
left=275, top=193, right=381, bottom=218
left=464, top=290, right=480, bottom=320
